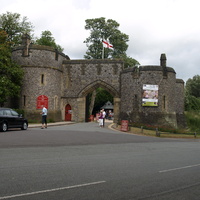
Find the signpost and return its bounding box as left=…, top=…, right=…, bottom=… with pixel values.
left=121, top=120, right=129, bottom=132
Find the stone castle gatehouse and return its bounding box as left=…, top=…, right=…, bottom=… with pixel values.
left=11, top=35, right=185, bottom=128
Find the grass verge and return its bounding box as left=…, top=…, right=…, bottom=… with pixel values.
left=114, top=125, right=199, bottom=139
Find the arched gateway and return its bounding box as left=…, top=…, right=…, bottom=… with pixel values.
left=61, top=59, right=122, bottom=123
left=77, top=79, right=120, bottom=123
left=11, top=35, right=185, bottom=128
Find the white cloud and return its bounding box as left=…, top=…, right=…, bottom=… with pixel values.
left=0, top=0, right=200, bottom=82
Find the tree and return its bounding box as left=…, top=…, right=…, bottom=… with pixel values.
left=185, top=75, right=200, bottom=98
left=84, top=17, right=126, bottom=59
left=84, top=17, right=140, bottom=115
left=84, top=17, right=139, bottom=66
left=0, top=30, right=24, bottom=106
left=185, top=75, right=200, bottom=111
left=185, top=93, right=200, bottom=111
left=0, top=11, right=34, bottom=46
left=120, top=55, right=140, bottom=68
left=35, top=30, right=64, bottom=52
left=88, top=88, right=113, bottom=115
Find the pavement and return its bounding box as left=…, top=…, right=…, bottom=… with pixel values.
left=28, top=119, right=114, bottom=128
left=28, top=121, right=75, bottom=128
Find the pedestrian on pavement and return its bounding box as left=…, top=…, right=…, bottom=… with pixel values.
left=99, top=110, right=103, bottom=128
left=102, top=109, right=106, bottom=127
left=40, top=105, right=48, bottom=129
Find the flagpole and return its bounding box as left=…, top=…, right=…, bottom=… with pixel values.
left=102, top=45, right=104, bottom=59
left=102, top=38, right=104, bottom=59
left=102, top=36, right=113, bottom=59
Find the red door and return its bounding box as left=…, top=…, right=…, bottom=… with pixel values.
left=65, top=104, right=72, bottom=121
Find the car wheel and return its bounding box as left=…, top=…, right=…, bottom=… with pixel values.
left=1, top=122, right=8, bottom=132
left=21, top=122, right=28, bottom=130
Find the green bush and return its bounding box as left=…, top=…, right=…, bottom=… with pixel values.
left=28, top=119, right=40, bottom=124
left=185, top=95, right=200, bottom=111
left=185, top=111, right=200, bottom=132
left=47, top=118, right=55, bottom=123
left=129, top=122, right=184, bottom=134
left=14, top=109, right=24, bottom=116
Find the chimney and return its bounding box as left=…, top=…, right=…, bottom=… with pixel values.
left=160, top=53, right=166, bottom=67
left=160, top=53, right=167, bottom=77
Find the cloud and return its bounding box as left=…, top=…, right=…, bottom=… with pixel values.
left=0, top=0, right=200, bottom=82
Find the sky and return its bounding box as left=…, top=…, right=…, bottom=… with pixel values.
left=1, top=0, right=200, bottom=82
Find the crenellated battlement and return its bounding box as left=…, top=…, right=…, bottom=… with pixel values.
left=10, top=35, right=185, bottom=128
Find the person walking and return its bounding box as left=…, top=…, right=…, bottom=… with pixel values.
left=40, top=105, right=48, bottom=129
left=102, top=109, right=106, bottom=127
left=99, top=110, right=103, bottom=128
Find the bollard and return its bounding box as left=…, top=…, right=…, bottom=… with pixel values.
left=194, top=132, right=197, bottom=138
left=141, top=126, right=143, bottom=133
left=156, top=128, right=160, bottom=137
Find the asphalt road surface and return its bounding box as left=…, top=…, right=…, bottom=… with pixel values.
left=0, top=122, right=200, bottom=200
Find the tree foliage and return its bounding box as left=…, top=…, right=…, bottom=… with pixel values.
left=84, top=17, right=139, bottom=67
left=84, top=17, right=128, bottom=59
left=88, top=88, right=113, bottom=114
left=185, top=93, right=200, bottom=111
left=185, top=75, right=200, bottom=111
left=0, top=12, right=64, bottom=107
left=35, top=30, right=64, bottom=52
left=84, top=17, right=140, bottom=115
left=185, top=75, right=200, bottom=98
left=94, top=88, right=113, bottom=107
left=0, top=11, right=34, bottom=46
left=0, top=30, right=24, bottom=106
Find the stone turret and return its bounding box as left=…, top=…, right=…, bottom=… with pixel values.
left=21, top=33, right=31, bottom=56
left=160, top=53, right=166, bottom=67
left=160, top=53, right=167, bottom=77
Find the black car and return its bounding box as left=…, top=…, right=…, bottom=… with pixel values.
left=0, top=108, right=28, bottom=132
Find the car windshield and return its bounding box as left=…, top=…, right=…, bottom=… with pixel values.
left=3, top=110, right=11, bottom=116
left=11, top=110, right=19, bottom=116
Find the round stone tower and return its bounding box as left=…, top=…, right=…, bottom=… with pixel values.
left=11, top=34, right=70, bottom=121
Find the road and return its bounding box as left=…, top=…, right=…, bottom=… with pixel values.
left=0, top=122, right=200, bottom=199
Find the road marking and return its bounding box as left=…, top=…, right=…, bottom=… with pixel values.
left=0, top=181, right=106, bottom=199
left=138, top=181, right=200, bottom=199
left=159, top=163, right=200, bottom=173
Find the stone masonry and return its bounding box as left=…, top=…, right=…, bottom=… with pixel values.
left=11, top=35, right=185, bottom=128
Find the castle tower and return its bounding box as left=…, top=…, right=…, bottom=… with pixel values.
left=12, top=34, right=70, bottom=122
left=21, top=33, right=31, bottom=56
left=160, top=53, right=167, bottom=77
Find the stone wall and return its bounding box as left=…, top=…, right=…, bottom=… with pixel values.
left=62, top=59, right=123, bottom=98
left=11, top=37, right=185, bottom=127
left=120, top=65, right=185, bottom=128
left=12, top=45, right=69, bottom=69
left=11, top=44, right=69, bottom=122
left=61, top=59, right=123, bottom=122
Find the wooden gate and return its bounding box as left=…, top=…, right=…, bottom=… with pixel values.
left=65, top=104, right=72, bottom=121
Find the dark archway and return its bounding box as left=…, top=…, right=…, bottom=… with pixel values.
left=78, top=80, right=120, bottom=123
